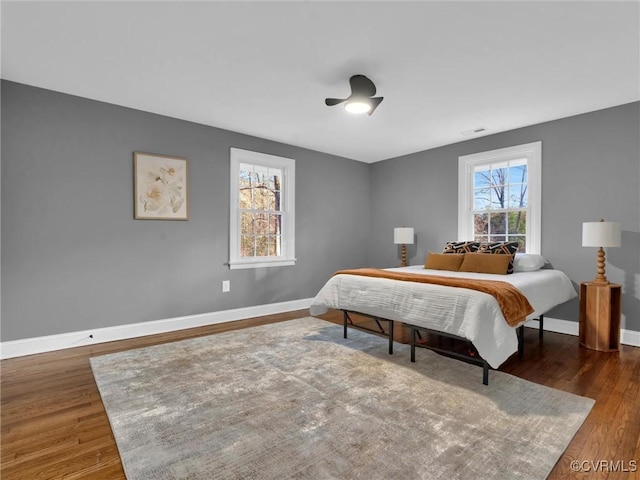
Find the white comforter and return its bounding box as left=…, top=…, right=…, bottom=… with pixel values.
left=309, top=266, right=577, bottom=368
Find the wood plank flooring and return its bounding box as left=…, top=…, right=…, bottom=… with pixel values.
left=2, top=309, right=639, bottom=479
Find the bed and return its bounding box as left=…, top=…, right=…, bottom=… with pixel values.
left=309, top=264, right=577, bottom=383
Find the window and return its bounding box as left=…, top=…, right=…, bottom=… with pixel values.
left=458, top=142, right=541, bottom=253
left=229, top=148, right=295, bottom=269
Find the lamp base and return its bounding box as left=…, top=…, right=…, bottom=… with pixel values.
left=592, top=247, right=609, bottom=284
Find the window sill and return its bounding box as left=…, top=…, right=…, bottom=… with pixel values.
left=228, top=259, right=296, bottom=270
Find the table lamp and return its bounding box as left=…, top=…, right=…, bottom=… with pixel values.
left=582, top=219, right=621, bottom=284
left=394, top=227, right=414, bottom=267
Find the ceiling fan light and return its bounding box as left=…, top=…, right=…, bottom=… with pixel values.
left=344, top=100, right=371, bottom=114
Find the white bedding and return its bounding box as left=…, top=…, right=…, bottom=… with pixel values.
left=309, top=266, right=577, bottom=368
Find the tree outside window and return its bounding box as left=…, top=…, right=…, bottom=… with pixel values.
left=458, top=142, right=541, bottom=254
left=229, top=148, right=295, bottom=269
left=473, top=160, right=528, bottom=251
left=239, top=164, right=282, bottom=258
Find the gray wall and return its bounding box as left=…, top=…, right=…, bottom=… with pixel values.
left=3, top=81, right=638, bottom=341
left=370, top=102, right=640, bottom=332
left=1, top=81, right=371, bottom=341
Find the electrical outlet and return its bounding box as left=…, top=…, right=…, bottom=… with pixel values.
left=222, top=280, right=230, bottom=293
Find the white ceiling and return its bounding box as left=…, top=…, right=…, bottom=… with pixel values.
left=2, top=1, right=639, bottom=163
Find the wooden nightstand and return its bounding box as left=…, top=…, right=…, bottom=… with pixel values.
left=579, top=282, right=621, bottom=352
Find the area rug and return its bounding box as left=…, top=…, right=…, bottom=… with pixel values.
left=90, top=317, right=594, bottom=480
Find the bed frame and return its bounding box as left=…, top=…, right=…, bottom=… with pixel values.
left=342, top=310, right=545, bottom=385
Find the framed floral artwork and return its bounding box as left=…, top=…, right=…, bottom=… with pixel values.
left=134, top=152, right=189, bottom=220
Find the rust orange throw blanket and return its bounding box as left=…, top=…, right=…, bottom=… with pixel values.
left=334, top=268, right=534, bottom=327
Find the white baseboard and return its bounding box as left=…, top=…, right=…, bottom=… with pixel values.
left=526, top=316, right=640, bottom=347
left=2, top=304, right=637, bottom=360
left=620, top=329, right=640, bottom=347
left=0, top=298, right=313, bottom=360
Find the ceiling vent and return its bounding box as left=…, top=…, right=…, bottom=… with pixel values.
left=460, top=127, right=487, bottom=137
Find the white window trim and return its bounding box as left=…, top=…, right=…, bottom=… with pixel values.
left=229, top=148, right=296, bottom=270
left=458, top=141, right=542, bottom=254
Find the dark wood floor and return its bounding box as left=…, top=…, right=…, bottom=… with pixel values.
left=2, top=309, right=639, bottom=479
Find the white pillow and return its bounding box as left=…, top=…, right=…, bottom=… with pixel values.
left=513, top=253, right=547, bottom=272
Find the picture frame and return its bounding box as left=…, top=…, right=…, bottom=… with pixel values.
left=134, top=152, right=189, bottom=220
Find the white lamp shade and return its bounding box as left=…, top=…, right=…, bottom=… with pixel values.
left=394, top=227, right=414, bottom=245
left=582, top=221, right=621, bottom=247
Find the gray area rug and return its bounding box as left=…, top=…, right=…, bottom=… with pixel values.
left=91, top=317, right=594, bottom=479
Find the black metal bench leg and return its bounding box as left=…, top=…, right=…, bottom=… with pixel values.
left=389, top=320, right=394, bottom=355
left=517, top=325, right=524, bottom=358
left=373, top=318, right=385, bottom=334
left=410, top=327, right=416, bottom=363
left=539, top=314, right=544, bottom=340
left=343, top=311, right=348, bottom=339
left=407, top=324, right=489, bottom=385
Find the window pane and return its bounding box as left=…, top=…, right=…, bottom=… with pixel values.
left=508, top=235, right=526, bottom=252
left=474, top=213, right=488, bottom=235
left=490, top=187, right=506, bottom=209
left=241, top=212, right=254, bottom=235
left=249, top=171, right=260, bottom=187
left=489, top=235, right=507, bottom=242
left=257, top=172, right=270, bottom=189
left=266, top=189, right=280, bottom=211
left=255, top=235, right=268, bottom=256
left=508, top=163, right=527, bottom=184
left=508, top=184, right=528, bottom=208
left=508, top=211, right=526, bottom=235
left=268, top=214, right=281, bottom=234
left=251, top=163, right=269, bottom=176
left=240, top=183, right=254, bottom=208
left=240, top=235, right=254, bottom=257
left=474, top=188, right=490, bottom=210
left=489, top=212, right=506, bottom=234
left=491, top=167, right=507, bottom=187
left=239, top=169, right=252, bottom=189
left=474, top=235, right=489, bottom=244
left=252, top=186, right=268, bottom=210
left=267, top=169, right=282, bottom=190
left=254, top=213, right=268, bottom=234
left=474, top=168, right=490, bottom=188
left=267, top=235, right=281, bottom=256
left=239, top=189, right=251, bottom=209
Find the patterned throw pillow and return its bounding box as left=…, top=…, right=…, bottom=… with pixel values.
left=442, top=241, right=481, bottom=254
left=478, top=241, right=519, bottom=274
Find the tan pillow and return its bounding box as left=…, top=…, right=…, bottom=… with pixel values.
left=459, top=253, right=511, bottom=275
left=424, top=252, right=465, bottom=271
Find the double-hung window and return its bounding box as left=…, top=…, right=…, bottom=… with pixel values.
left=458, top=142, right=541, bottom=253
left=229, top=148, right=295, bottom=269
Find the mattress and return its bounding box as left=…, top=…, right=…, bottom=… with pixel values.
left=309, top=266, right=577, bottom=368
